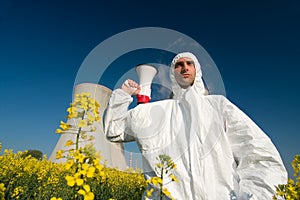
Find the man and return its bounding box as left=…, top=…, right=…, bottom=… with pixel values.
left=105, top=52, right=287, bottom=199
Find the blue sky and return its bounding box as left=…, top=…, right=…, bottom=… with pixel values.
left=0, top=0, right=299, bottom=177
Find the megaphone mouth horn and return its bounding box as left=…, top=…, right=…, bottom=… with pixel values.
left=135, top=63, right=158, bottom=75
left=135, top=64, right=158, bottom=104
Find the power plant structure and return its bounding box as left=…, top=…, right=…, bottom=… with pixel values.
left=50, top=83, right=127, bottom=170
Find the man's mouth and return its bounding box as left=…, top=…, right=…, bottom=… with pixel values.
left=182, top=74, right=190, bottom=78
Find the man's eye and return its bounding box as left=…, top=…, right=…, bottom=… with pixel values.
left=175, top=62, right=184, bottom=67
left=175, top=61, right=194, bottom=68
left=187, top=61, right=194, bottom=65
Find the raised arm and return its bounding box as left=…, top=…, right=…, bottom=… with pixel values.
left=104, top=79, right=140, bottom=142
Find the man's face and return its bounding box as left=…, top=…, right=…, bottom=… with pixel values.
left=174, top=57, right=196, bottom=89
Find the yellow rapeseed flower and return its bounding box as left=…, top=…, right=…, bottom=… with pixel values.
left=169, top=174, right=178, bottom=182
left=276, top=190, right=285, bottom=196
left=75, top=173, right=84, bottom=186
left=64, top=159, right=74, bottom=170
left=82, top=163, right=89, bottom=171
left=95, top=163, right=103, bottom=172
left=88, top=98, right=96, bottom=106
left=65, top=140, right=74, bottom=147
left=94, top=115, right=100, bottom=122
left=86, top=166, right=95, bottom=178
left=12, top=186, right=24, bottom=198
left=74, top=151, right=85, bottom=163
left=83, top=184, right=91, bottom=192
left=76, top=178, right=84, bottom=186
left=78, top=189, right=86, bottom=195
left=172, top=163, right=177, bottom=169
left=80, top=101, right=89, bottom=110
left=68, top=148, right=75, bottom=155
left=67, top=105, right=77, bottom=112
left=59, top=121, right=71, bottom=130
left=50, top=197, right=62, bottom=200
left=78, top=184, right=95, bottom=200
left=85, top=191, right=94, bottom=200
left=0, top=183, right=5, bottom=200
left=162, top=187, right=171, bottom=197
left=55, top=128, right=63, bottom=134
left=0, top=183, right=5, bottom=192
left=78, top=120, right=87, bottom=128
left=65, top=175, right=75, bottom=187
left=148, top=177, right=162, bottom=186
left=274, top=155, right=300, bottom=199
left=146, top=188, right=154, bottom=197
left=56, top=150, right=64, bottom=159
left=67, top=106, right=78, bottom=116
left=156, top=163, right=164, bottom=168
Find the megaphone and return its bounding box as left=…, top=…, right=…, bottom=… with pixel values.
left=135, top=64, right=158, bottom=104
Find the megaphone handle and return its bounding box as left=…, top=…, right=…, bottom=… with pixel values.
left=136, top=94, right=150, bottom=104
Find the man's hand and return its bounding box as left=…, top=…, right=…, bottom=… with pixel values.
left=121, top=79, right=141, bottom=95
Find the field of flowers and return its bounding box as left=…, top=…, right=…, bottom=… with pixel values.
left=1, top=147, right=300, bottom=200
left=0, top=147, right=147, bottom=200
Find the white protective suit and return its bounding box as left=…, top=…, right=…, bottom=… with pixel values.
left=105, top=52, right=287, bottom=200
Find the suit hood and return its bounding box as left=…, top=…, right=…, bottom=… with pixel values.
left=170, top=52, right=206, bottom=99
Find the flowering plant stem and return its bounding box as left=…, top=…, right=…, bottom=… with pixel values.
left=145, top=154, right=178, bottom=200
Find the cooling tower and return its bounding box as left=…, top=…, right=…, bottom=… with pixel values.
left=50, top=83, right=127, bottom=170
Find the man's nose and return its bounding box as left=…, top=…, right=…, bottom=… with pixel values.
left=181, top=63, right=189, bottom=72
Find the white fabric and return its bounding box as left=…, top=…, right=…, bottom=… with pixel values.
left=105, top=52, right=287, bottom=199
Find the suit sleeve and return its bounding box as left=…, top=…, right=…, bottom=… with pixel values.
left=104, top=89, right=136, bottom=142
left=223, top=97, right=287, bottom=199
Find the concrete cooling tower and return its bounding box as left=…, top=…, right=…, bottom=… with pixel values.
left=50, top=83, right=127, bottom=170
